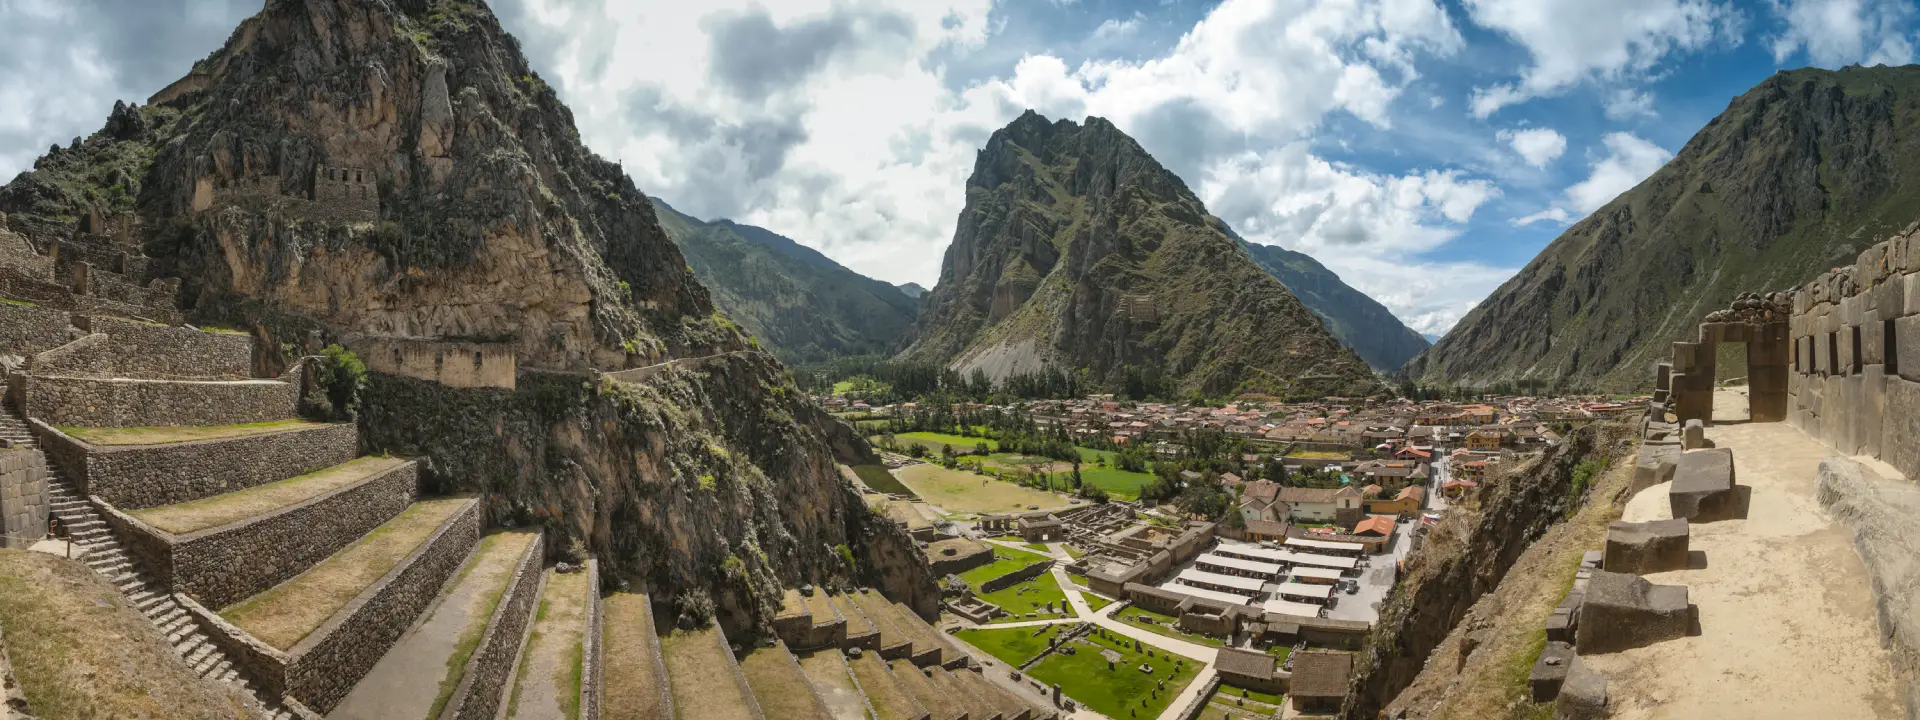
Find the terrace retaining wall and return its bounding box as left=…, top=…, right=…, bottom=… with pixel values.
left=0, top=302, right=72, bottom=358
left=440, top=529, right=546, bottom=720
left=39, top=316, right=253, bottom=380
left=19, top=365, right=299, bottom=428
left=978, top=559, right=1056, bottom=594
left=580, top=558, right=604, bottom=720
left=32, top=420, right=359, bottom=510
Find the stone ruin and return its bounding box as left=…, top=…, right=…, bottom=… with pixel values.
left=1661, top=291, right=1792, bottom=425
left=1574, top=571, right=1691, bottom=654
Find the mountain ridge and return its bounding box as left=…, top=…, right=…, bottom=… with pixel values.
left=1233, top=236, right=1431, bottom=371
left=1406, top=65, right=1920, bottom=390
left=900, top=110, right=1379, bottom=398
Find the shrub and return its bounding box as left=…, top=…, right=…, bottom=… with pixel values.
left=307, top=344, right=367, bottom=421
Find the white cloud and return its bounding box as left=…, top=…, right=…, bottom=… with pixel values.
left=1091, top=13, right=1145, bottom=42
left=1604, top=88, right=1658, bottom=119
left=1512, top=132, right=1672, bottom=227
left=1768, top=0, right=1917, bottom=67
left=1498, top=127, right=1567, bottom=168
left=1463, top=0, right=1743, bottom=116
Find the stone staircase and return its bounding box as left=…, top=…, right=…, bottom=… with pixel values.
left=0, top=402, right=298, bottom=720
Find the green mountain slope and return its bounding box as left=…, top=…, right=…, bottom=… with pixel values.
left=652, top=198, right=918, bottom=363
left=900, top=111, right=1378, bottom=398
left=1234, top=237, right=1430, bottom=371
left=1406, top=65, right=1920, bottom=390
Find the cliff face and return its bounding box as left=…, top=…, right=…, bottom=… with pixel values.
left=652, top=198, right=919, bottom=364
left=1235, top=237, right=1430, bottom=371
left=0, top=0, right=932, bottom=631
left=1341, top=423, right=1631, bottom=719
left=900, top=111, right=1378, bottom=397
left=1407, top=66, right=1920, bottom=390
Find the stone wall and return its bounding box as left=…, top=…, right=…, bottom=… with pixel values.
left=441, top=529, right=546, bottom=720
left=580, top=558, right=603, bottom=720
left=33, top=420, right=360, bottom=510
left=0, top=450, right=47, bottom=549
left=59, top=315, right=252, bottom=379
left=1785, top=222, right=1920, bottom=481
left=0, top=301, right=72, bottom=358
left=284, top=498, right=481, bottom=712
left=311, top=165, right=379, bottom=222
left=0, top=271, right=180, bottom=325
left=978, top=559, right=1055, bottom=594
left=351, top=336, right=516, bottom=390
left=20, top=364, right=298, bottom=428
left=0, top=224, right=51, bottom=279
left=169, top=461, right=418, bottom=608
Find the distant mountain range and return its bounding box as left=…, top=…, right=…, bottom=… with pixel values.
left=1406, top=65, right=1920, bottom=390
left=651, top=198, right=918, bottom=363
left=896, top=282, right=927, bottom=298
left=1233, top=237, right=1430, bottom=371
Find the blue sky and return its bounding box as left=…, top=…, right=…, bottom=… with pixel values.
left=1, top=0, right=1917, bottom=335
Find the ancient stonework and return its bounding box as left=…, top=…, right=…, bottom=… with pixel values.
left=18, top=365, right=299, bottom=428
left=440, top=529, right=546, bottom=720
left=0, top=450, right=47, bottom=550
left=34, top=420, right=359, bottom=510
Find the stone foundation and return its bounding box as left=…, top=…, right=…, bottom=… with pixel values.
left=33, top=420, right=359, bottom=510
left=0, top=450, right=47, bottom=549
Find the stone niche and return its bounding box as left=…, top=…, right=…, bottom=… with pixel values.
left=350, top=336, right=517, bottom=390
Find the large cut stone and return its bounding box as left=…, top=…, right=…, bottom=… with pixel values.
left=1898, top=315, right=1920, bottom=384
left=1670, top=448, right=1740, bottom=522
left=1885, top=377, right=1920, bottom=482
left=1604, top=519, right=1690, bottom=575
left=1629, top=445, right=1681, bottom=500
left=1555, top=655, right=1609, bottom=720
left=1529, top=641, right=1575, bottom=702
left=1575, top=571, right=1691, bottom=654
left=1681, top=420, right=1705, bottom=450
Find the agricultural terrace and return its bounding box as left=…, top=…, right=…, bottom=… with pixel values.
left=1027, top=629, right=1203, bottom=720
left=891, top=464, right=1070, bottom=514
left=954, top=625, right=1070, bottom=667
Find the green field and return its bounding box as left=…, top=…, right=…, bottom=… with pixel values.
left=1027, top=630, right=1202, bottom=720
left=890, top=432, right=998, bottom=454
left=977, top=571, right=1069, bottom=620
left=893, top=465, right=1068, bottom=514
left=954, top=625, right=1070, bottom=667
left=1076, top=467, right=1156, bottom=500
left=851, top=464, right=914, bottom=496
left=1115, top=608, right=1227, bottom=648
left=1200, top=685, right=1287, bottom=720
left=1082, top=592, right=1113, bottom=614
left=958, top=545, right=1051, bottom=587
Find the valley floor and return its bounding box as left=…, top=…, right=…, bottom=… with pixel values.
left=1583, top=389, right=1902, bottom=719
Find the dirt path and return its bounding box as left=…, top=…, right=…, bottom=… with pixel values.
left=1583, top=389, right=1902, bottom=719
left=508, top=568, right=590, bottom=719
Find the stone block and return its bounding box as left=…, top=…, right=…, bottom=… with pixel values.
left=1905, top=274, right=1920, bottom=317
left=1556, top=656, right=1610, bottom=720
left=1796, top=335, right=1811, bottom=373
left=1545, top=610, right=1574, bottom=644
left=1629, top=445, right=1680, bottom=499
left=1672, top=342, right=1699, bottom=373
left=1750, top=390, right=1789, bottom=423
left=1681, top=420, right=1706, bottom=450
left=1840, top=325, right=1860, bottom=374
left=1884, top=377, right=1920, bottom=482
left=1529, top=641, right=1575, bottom=702
left=1670, top=448, right=1740, bottom=522
left=1721, top=322, right=1752, bottom=344
left=1843, top=295, right=1865, bottom=327
left=1862, top=365, right=1886, bottom=459
left=1655, top=363, right=1672, bottom=392
left=1575, top=571, right=1691, bottom=654
left=1897, top=316, right=1920, bottom=383
left=1603, top=519, right=1690, bottom=575
left=1862, top=311, right=1886, bottom=365
left=1876, top=279, right=1906, bottom=319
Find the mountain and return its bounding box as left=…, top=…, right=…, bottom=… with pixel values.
left=900, top=111, right=1378, bottom=398
left=1422, top=333, right=1444, bottom=343
left=1234, top=237, right=1431, bottom=371
left=1406, top=66, right=1920, bottom=390
left=896, top=282, right=927, bottom=298
left=651, top=197, right=918, bottom=363
left=0, top=0, right=932, bottom=627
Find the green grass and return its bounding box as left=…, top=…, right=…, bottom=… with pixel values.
left=1264, top=645, right=1292, bottom=663
left=1076, top=466, right=1156, bottom=500
left=0, top=297, right=38, bottom=307
left=988, top=452, right=1057, bottom=467
left=1286, top=449, right=1351, bottom=460
left=891, top=432, right=998, bottom=453
left=977, top=571, right=1069, bottom=620
left=1023, top=542, right=1051, bottom=553
left=59, top=419, right=326, bottom=446
left=1063, top=544, right=1085, bottom=559
left=1082, top=592, right=1114, bottom=613
left=851, top=463, right=915, bottom=496
left=954, top=625, right=1068, bottom=667
left=427, top=533, right=526, bottom=719
left=1220, top=684, right=1287, bottom=706
left=832, top=380, right=854, bottom=394
left=1026, top=630, right=1203, bottom=720
left=957, top=545, right=1051, bottom=587
left=1115, top=608, right=1227, bottom=648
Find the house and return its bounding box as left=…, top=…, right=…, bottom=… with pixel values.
left=1290, top=652, right=1354, bottom=713
left=1215, top=647, right=1285, bottom=694
left=1350, top=514, right=1397, bottom=553
left=1238, top=480, right=1285, bottom=524
left=1017, top=513, right=1064, bottom=542
left=1464, top=430, right=1505, bottom=451
left=1442, top=479, right=1480, bottom=499
left=1276, top=486, right=1364, bottom=524
left=1364, top=485, right=1425, bottom=516
left=1242, top=519, right=1290, bottom=542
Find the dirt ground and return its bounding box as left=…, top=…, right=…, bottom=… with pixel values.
left=891, top=464, right=1072, bottom=514
left=1582, top=388, right=1903, bottom=719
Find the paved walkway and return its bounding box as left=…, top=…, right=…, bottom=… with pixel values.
left=1582, top=388, right=1903, bottom=719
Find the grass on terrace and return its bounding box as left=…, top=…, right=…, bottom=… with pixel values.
left=0, top=550, right=254, bottom=719
left=1115, top=607, right=1228, bottom=648
left=1081, top=591, right=1114, bottom=614
left=888, top=431, right=999, bottom=454
left=428, top=531, right=536, bottom=719
left=601, top=592, right=673, bottom=720
left=739, top=644, right=832, bottom=720
left=130, top=456, right=405, bottom=534
left=1076, top=466, right=1156, bottom=500
left=1200, top=685, right=1286, bottom=720
left=976, top=571, right=1070, bottom=621
left=59, top=418, right=328, bottom=446
left=1286, top=449, right=1352, bottom=460
left=659, top=625, right=756, bottom=720
left=1027, top=630, right=1202, bottom=720
left=850, top=463, right=915, bottom=496
left=846, top=652, right=922, bottom=720
left=222, top=498, right=470, bottom=650
left=957, top=545, right=1051, bottom=587
left=954, top=624, right=1068, bottom=667
left=892, top=464, right=1068, bottom=514
left=508, top=567, right=590, bottom=720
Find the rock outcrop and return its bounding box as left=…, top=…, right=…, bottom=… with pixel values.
left=0, top=0, right=934, bottom=633
left=900, top=111, right=1378, bottom=398
left=1816, top=456, right=1920, bottom=713
left=1407, top=66, right=1920, bottom=391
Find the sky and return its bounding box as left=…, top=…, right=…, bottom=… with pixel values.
left=1, top=0, right=1917, bottom=336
